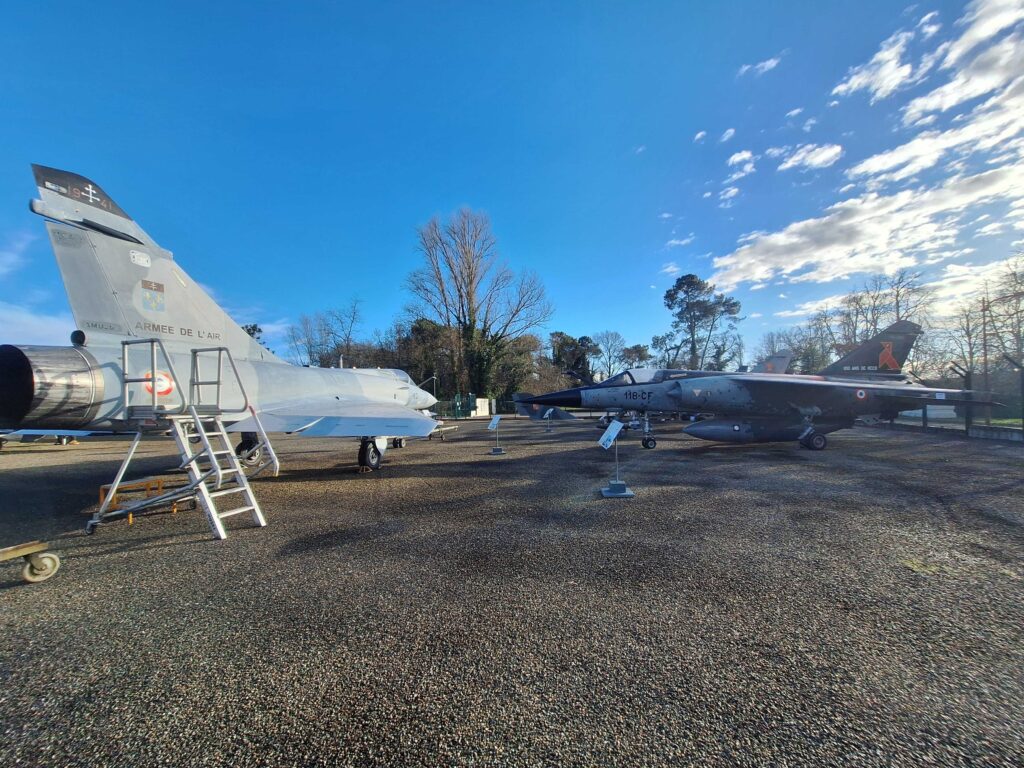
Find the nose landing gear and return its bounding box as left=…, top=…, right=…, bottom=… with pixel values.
left=640, top=413, right=657, bottom=449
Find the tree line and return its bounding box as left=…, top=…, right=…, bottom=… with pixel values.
left=260, top=205, right=1021, bottom=403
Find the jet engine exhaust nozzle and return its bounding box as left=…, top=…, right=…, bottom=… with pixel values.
left=0, top=344, right=103, bottom=429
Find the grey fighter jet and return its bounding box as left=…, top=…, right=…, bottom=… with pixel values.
left=520, top=322, right=992, bottom=450
left=515, top=350, right=793, bottom=435
left=0, top=165, right=438, bottom=470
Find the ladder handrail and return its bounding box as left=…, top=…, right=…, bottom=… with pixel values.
left=241, top=405, right=280, bottom=478
left=121, top=338, right=188, bottom=416
left=190, top=346, right=250, bottom=414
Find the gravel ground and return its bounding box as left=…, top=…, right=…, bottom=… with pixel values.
left=0, top=420, right=1022, bottom=767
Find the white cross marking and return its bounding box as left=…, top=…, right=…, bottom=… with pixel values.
left=82, top=184, right=99, bottom=204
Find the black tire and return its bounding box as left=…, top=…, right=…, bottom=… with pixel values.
left=808, top=433, right=827, bottom=451
left=642, top=437, right=657, bottom=449
left=236, top=441, right=262, bottom=468
left=359, top=440, right=382, bottom=470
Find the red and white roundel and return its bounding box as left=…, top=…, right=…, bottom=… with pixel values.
left=144, top=371, right=175, bottom=397
left=855, top=389, right=867, bottom=401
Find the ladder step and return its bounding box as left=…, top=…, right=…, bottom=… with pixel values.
left=210, top=487, right=247, bottom=498
left=218, top=505, right=255, bottom=519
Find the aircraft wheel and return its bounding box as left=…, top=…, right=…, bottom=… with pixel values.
left=391, top=438, right=407, bottom=449
left=22, top=552, right=60, bottom=583
left=236, top=441, right=262, bottom=468
left=806, top=432, right=827, bottom=451
left=359, top=440, right=382, bottom=470
left=641, top=437, right=657, bottom=449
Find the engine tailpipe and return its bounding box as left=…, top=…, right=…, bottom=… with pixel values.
left=0, top=344, right=103, bottom=429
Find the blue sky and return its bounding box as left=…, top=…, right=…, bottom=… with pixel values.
left=2, top=1, right=1022, bottom=360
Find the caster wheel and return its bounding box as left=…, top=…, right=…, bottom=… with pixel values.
left=22, top=552, right=60, bottom=583
left=85, top=522, right=97, bottom=535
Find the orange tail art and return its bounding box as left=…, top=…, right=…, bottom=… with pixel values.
left=878, top=342, right=900, bottom=370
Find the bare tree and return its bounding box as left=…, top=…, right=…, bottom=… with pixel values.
left=407, top=209, right=553, bottom=395
left=286, top=300, right=363, bottom=367
left=592, top=330, right=627, bottom=378
left=886, top=268, right=934, bottom=324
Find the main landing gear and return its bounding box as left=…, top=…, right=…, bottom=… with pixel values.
left=235, top=432, right=262, bottom=468
left=799, top=431, right=828, bottom=451
left=358, top=438, right=383, bottom=472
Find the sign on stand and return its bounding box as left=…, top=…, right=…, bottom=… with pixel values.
left=598, top=419, right=624, bottom=450
left=598, top=420, right=633, bottom=498
left=488, top=415, right=505, bottom=455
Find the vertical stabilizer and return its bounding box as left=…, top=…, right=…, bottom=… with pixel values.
left=818, top=321, right=922, bottom=377
left=30, top=165, right=282, bottom=363
left=752, top=350, right=793, bottom=374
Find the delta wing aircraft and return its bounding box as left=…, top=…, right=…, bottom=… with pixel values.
left=0, top=165, right=438, bottom=473
left=520, top=322, right=992, bottom=450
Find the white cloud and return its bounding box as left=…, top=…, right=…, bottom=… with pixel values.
left=719, top=128, right=736, bottom=142
left=774, top=293, right=848, bottom=317
left=0, top=300, right=74, bottom=345
left=658, top=212, right=673, bottom=219
left=833, top=31, right=916, bottom=102
left=925, top=256, right=1022, bottom=315
left=777, top=143, right=845, bottom=171
left=727, top=150, right=754, bottom=166
left=719, top=186, right=740, bottom=209
left=738, top=56, right=781, bottom=77
left=666, top=235, right=695, bottom=247
left=786, top=107, right=804, bottom=118
left=802, top=117, right=818, bottom=132
left=852, top=75, right=1024, bottom=186
left=918, top=10, right=942, bottom=39
left=942, top=0, right=1024, bottom=70
left=765, top=146, right=790, bottom=158
left=660, top=262, right=681, bottom=276
left=0, top=233, right=34, bottom=278
left=828, top=100, right=840, bottom=107
left=693, top=130, right=707, bottom=143
left=702, top=191, right=712, bottom=199
left=725, top=151, right=757, bottom=183
left=634, top=145, right=647, bottom=154
left=749, top=312, right=763, bottom=318
left=904, top=31, right=1024, bottom=124
left=711, top=163, right=1024, bottom=290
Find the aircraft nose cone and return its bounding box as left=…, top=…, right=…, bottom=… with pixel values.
left=524, top=389, right=582, bottom=408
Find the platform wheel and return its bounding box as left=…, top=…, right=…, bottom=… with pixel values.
left=22, top=552, right=60, bottom=583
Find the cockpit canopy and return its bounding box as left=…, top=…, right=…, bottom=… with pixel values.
left=597, top=368, right=698, bottom=386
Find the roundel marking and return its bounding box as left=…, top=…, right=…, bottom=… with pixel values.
left=855, top=389, right=867, bottom=400
left=144, top=370, right=175, bottom=397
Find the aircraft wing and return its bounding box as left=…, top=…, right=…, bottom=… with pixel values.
left=724, top=374, right=997, bottom=405
left=227, top=399, right=438, bottom=438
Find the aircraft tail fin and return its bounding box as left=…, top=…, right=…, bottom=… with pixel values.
left=818, top=320, right=922, bottom=377
left=30, top=165, right=281, bottom=363
left=752, top=350, right=792, bottom=374
left=512, top=393, right=577, bottom=420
